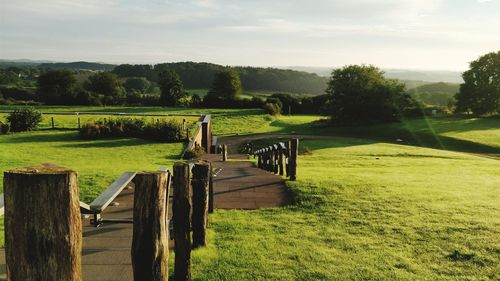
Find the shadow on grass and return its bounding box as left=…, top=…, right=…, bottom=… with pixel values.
left=1, top=130, right=182, bottom=149
left=59, top=138, right=156, bottom=148
left=263, top=115, right=500, bottom=156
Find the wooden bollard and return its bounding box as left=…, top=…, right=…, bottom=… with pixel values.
left=4, top=164, right=82, bottom=281
left=285, top=141, right=291, bottom=177
left=208, top=162, right=214, bottom=214
left=132, top=171, right=170, bottom=281
left=51, top=116, right=55, bottom=129
left=289, top=139, right=298, bottom=181
left=268, top=146, right=276, bottom=173
left=278, top=145, right=284, bottom=176
left=273, top=146, right=279, bottom=174
left=173, top=163, right=192, bottom=281
left=222, top=144, right=228, bottom=161
left=191, top=161, right=210, bottom=248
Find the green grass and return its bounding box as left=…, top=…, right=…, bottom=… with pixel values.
left=191, top=139, right=500, bottom=280
left=0, top=130, right=184, bottom=203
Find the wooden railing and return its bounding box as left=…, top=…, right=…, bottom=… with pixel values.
left=253, top=138, right=299, bottom=181
left=1, top=161, right=213, bottom=280
left=181, top=114, right=215, bottom=159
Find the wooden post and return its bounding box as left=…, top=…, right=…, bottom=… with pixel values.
left=51, top=116, right=55, bottom=129
left=4, top=163, right=82, bottom=281
left=191, top=161, right=210, bottom=248
left=173, top=163, right=192, bottom=281
left=269, top=146, right=275, bottom=173
left=208, top=163, right=214, bottom=214
left=273, top=146, right=279, bottom=174
left=289, top=139, right=298, bottom=181
left=285, top=141, right=291, bottom=177
left=257, top=155, right=262, bottom=169
left=222, top=144, right=228, bottom=162
left=77, top=117, right=81, bottom=129
left=132, top=171, right=170, bottom=281
left=278, top=145, right=284, bottom=176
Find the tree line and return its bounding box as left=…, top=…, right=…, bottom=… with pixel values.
left=1, top=51, right=498, bottom=124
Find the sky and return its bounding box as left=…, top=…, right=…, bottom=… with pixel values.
left=0, top=0, right=499, bottom=70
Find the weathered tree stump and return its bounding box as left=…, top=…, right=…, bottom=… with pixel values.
left=289, top=139, right=299, bottom=181
left=191, top=161, right=210, bottom=248
left=4, top=163, right=82, bottom=281
left=131, top=171, right=170, bottom=281
left=173, top=163, right=192, bottom=281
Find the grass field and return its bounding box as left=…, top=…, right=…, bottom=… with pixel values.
left=189, top=139, right=500, bottom=280
left=0, top=105, right=499, bottom=279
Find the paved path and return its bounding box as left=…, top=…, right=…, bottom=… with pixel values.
left=207, top=153, right=292, bottom=209
left=0, top=150, right=290, bottom=280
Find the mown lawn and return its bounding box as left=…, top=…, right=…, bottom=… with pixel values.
left=189, top=139, right=500, bottom=280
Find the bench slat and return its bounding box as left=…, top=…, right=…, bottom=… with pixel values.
left=90, top=172, right=136, bottom=213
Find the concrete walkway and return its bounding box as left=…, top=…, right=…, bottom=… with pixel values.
left=207, top=153, right=291, bottom=209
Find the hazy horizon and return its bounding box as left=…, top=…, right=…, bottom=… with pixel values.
left=1, top=0, right=499, bottom=71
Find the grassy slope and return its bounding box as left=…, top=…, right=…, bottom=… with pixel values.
left=191, top=139, right=500, bottom=280
left=0, top=130, right=184, bottom=202
left=1, top=106, right=499, bottom=279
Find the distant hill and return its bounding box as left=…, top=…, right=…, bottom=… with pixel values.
left=38, top=61, right=116, bottom=71
left=408, top=82, right=460, bottom=107
left=114, top=62, right=328, bottom=94
left=286, top=66, right=463, bottom=84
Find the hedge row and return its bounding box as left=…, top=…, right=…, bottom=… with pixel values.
left=80, top=118, right=186, bottom=142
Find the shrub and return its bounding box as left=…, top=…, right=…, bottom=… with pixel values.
left=263, top=102, right=282, bottom=115
left=80, top=123, right=101, bottom=139
left=79, top=117, right=185, bottom=142
left=183, top=146, right=206, bottom=160
left=6, top=107, right=42, bottom=132
left=0, top=121, right=10, bottom=134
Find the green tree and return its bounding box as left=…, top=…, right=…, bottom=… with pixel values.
left=85, top=72, right=125, bottom=105
left=37, top=70, right=76, bottom=104
left=207, top=68, right=242, bottom=101
left=455, top=51, right=500, bottom=115
left=325, top=65, right=418, bottom=124
left=158, top=69, right=184, bottom=107
left=124, top=77, right=151, bottom=94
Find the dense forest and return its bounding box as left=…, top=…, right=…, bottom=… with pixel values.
left=0, top=60, right=463, bottom=113
left=113, top=62, right=328, bottom=94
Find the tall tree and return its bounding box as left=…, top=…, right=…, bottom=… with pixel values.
left=158, top=69, right=184, bottom=107
left=455, top=51, right=500, bottom=115
left=85, top=72, right=125, bottom=105
left=206, top=68, right=242, bottom=101
left=325, top=65, right=419, bottom=124
left=37, top=70, right=76, bottom=104
left=124, top=77, right=151, bottom=94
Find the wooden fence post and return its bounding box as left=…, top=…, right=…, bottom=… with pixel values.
left=173, top=163, right=192, bottom=281
left=208, top=162, right=214, bottom=214
left=51, top=116, right=55, bottom=129
left=273, top=145, right=279, bottom=174
left=132, top=171, right=170, bottom=281
left=4, top=163, right=82, bottom=281
left=222, top=144, right=228, bottom=161
left=77, top=117, right=81, bottom=129
left=289, top=139, right=298, bottom=181
left=285, top=141, right=291, bottom=177
left=268, top=146, right=276, bottom=173
left=191, top=161, right=210, bottom=248
left=278, top=144, right=284, bottom=176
